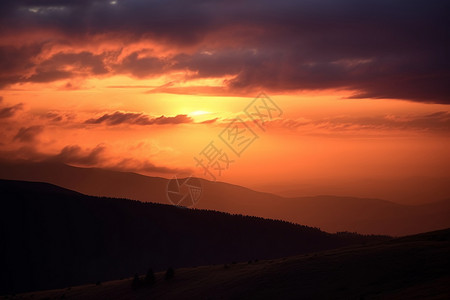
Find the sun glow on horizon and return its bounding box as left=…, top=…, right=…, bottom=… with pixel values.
left=189, top=110, right=211, bottom=116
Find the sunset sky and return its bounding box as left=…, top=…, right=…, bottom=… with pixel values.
left=1, top=0, right=449, bottom=203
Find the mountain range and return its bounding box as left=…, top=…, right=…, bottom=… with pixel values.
left=1, top=160, right=449, bottom=236
left=0, top=179, right=387, bottom=295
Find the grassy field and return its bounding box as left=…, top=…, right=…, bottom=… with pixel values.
left=3, top=228, right=449, bottom=300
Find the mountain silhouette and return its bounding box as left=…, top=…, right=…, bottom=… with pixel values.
left=1, top=160, right=449, bottom=236
left=0, top=179, right=387, bottom=295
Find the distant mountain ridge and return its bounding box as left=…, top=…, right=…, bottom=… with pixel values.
left=0, top=179, right=387, bottom=295
left=1, top=160, right=449, bottom=235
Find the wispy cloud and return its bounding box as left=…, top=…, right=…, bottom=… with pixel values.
left=84, top=112, right=193, bottom=126
left=13, top=125, right=44, bottom=142
left=268, top=111, right=450, bottom=133
left=0, top=97, right=23, bottom=118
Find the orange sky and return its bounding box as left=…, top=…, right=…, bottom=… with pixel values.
left=0, top=0, right=449, bottom=204
left=1, top=80, right=449, bottom=203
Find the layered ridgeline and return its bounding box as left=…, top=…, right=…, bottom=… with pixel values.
left=1, top=161, right=449, bottom=236
left=0, top=179, right=387, bottom=295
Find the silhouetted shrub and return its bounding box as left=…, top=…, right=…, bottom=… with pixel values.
left=145, top=268, right=156, bottom=285
left=165, top=267, right=175, bottom=280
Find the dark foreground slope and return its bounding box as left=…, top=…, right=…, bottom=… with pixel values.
left=0, top=180, right=386, bottom=295
left=7, top=229, right=450, bottom=300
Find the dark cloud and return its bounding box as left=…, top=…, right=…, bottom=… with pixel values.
left=0, top=45, right=111, bottom=85
left=114, top=52, right=167, bottom=78
left=172, top=50, right=256, bottom=79
left=85, top=111, right=193, bottom=126
left=0, top=99, right=23, bottom=119
left=27, top=70, right=73, bottom=83
left=53, top=144, right=105, bottom=165
left=41, top=112, right=63, bottom=122
left=0, top=44, right=44, bottom=87
left=13, top=126, right=44, bottom=142
left=0, top=0, right=449, bottom=103
left=0, top=0, right=213, bottom=44
left=41, top=51, right=108, bottom=74
left=29, top=51, right=110, bottom=83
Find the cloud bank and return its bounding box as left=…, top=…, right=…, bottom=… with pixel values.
left=0, top=0, right=449, bottom=103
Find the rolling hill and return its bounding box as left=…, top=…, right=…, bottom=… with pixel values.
left=6, top=228, right=450, bottom=299
left=0, top=179, right=386, bottom=295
